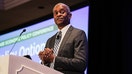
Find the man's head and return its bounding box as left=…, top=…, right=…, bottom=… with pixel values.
left=53, top=3, right=72, bottom=29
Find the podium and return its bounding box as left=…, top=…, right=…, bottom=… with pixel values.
left=0, top=55, right=63, bottom=74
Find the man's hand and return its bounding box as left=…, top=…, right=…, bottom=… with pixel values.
left=38, top=48, right=55, bottom=64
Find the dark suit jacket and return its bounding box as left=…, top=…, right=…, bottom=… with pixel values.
left=45, top=25, right=88, bottom=74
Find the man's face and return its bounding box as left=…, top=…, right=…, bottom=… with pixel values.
left=53, top=4, right=71, bottom=26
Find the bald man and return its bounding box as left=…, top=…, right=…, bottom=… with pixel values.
left=38, top=3, right=88, bottom=74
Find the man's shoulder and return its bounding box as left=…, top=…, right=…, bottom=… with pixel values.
left=70, top=26, right=85, bottom=33
left=47, top=33, right=56, bottom=41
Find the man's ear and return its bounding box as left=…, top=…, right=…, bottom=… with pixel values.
left=69, top=13, right=72, bottom=19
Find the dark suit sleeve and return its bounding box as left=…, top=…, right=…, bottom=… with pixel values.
left=54, top=30, right=88, bottom=72
left=42, top=35, right=56, bottom=66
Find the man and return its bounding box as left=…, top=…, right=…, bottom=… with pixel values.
left=38, top=3, right=88, bottom=74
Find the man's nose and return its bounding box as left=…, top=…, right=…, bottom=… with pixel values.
left=57, top=12, right=62, bottom=17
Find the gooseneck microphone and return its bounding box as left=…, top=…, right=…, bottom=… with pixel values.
left=9, top=29, right=26, bottom=55
left=20, top=29, right=26, bottom=36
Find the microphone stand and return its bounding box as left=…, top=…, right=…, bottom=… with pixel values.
left=9, top=29, right=26, bottom=55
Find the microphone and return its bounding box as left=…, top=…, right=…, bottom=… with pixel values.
left=56, top=35, right=59, bottom=39
left=9, top=29, right=26, bottom=55
left=56, top=31, right=61, bottom=39
left=20, top=29, right=26, bottom=36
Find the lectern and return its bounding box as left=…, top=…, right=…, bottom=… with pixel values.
left=0, top=55, right=63, bottom=74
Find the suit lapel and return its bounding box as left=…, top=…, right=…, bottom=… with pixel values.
left=46, top=33, right=57, bottom=49
left=51, top=35, right=56, bottom=49
left=58, top=26, right=73, bottom=53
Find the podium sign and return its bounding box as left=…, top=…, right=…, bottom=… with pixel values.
left=0, top=55, right=63, bottom=74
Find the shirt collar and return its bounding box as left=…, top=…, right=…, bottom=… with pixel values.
left=58, top=24, right=71, bottom=32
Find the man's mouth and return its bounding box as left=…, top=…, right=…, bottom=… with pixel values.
left=57, top=18, right=63, bottom=20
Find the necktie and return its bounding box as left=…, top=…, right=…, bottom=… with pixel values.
left=50, top=31, right=62, bottom=68
left=54, top=31, right=62, bottom=56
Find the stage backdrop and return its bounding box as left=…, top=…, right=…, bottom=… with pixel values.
left=0, top=6, right=89, bottom=73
